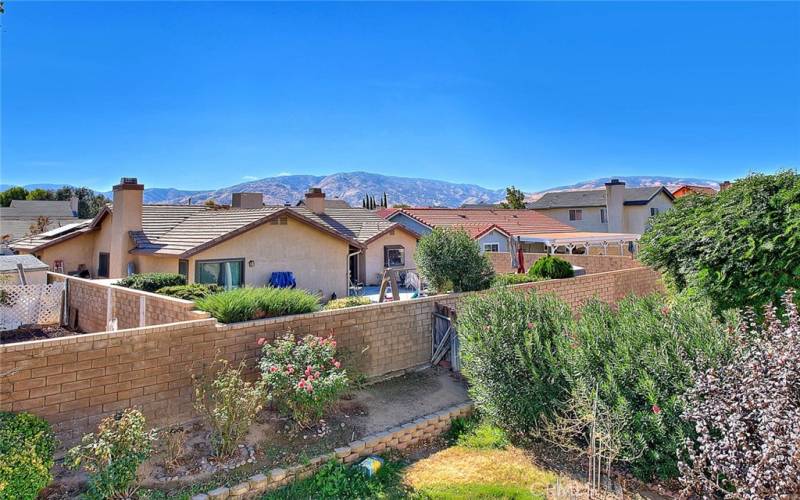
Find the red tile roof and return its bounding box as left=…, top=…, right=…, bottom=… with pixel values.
left=382, top=208, right=576, bottom=237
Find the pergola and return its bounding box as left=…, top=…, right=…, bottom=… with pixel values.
left=517, top=232, right=641, bottom=255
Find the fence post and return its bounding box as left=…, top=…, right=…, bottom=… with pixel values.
left=139, top=295, right=146, bottom=327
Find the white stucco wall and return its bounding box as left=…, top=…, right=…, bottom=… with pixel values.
left=532, top=207, right=607, bottom=232
left=624, top=192, right=674, bottom=234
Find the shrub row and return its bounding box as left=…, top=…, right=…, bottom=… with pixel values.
left=458, top=288, right=732, bottom=481
left=116, top=273, right=186, bottom=292
left=156, top=283, right=221, bottom=301
left=196, top=287, right=320, bottom=323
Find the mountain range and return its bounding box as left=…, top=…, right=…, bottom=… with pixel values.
left=2, top=172, right=720, bottom=208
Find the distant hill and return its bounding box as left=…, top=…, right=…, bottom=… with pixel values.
left=526, top=176, right=720, bottom=201
left=132, top=172, right=507, bottom=207
left=4, top=173, right=722, bottom=208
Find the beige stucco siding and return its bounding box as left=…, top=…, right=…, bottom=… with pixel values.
left=534, top=207, right=607, bottom=232
left=92, top=213, right=115, bottom=276
left=363, top=229, right=419, bottom=285
left=135, top=255, right=180, bottom=275
left=29, top=231, right=96, bottom=276
left=624, top=192, right=673, bottom=234
left=186, top=218, right=349, bottom=299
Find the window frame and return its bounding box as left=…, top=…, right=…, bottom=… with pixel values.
left=483, top=243, right=500, bottom=252
left=97, top=252, right=110, bottom=278
left=569, top=209, right=583, bottom=221
left=194, top=258, right=245, bottom=289
left=600, top=208, right=608, bottom=224
left=383, top=245, right=405, bottom=268
left=650, top=207, right=660, bottom=217
left=178, top=259, right=189, bottom=279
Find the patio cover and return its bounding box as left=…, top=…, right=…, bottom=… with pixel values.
left=517, top=231, right=641, bottom=255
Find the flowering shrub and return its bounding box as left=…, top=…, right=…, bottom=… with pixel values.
left=568, top=294, right=732, bottom=480
left=258, top=332, right=348, bottom=427
left=680, top=290, right=800, bottom=498
left=458, top=288, right=574, bottom=432
left=66, top=408, right=156, bottom=500
left=0, top=411, right=57, bottom=500
left=193, top=359, right=264, bottom=458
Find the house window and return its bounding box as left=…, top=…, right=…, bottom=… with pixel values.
left=98, top=252, right=110, bottom=278
left=600, top=208, right=608, bottom=223
left=195, top=259, right=244, bottom=289
left=178, top=259, right=189, bottom=279
left=569, top=209, right=583, bottom=221
left=650, top=207, right=660, bottom=217
left=483, top=243, right=500, bottom=252
left=384, top=246, right=405, bottom=268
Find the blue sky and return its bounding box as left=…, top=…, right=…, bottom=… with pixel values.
left=2, top=1, right=799, bottom=192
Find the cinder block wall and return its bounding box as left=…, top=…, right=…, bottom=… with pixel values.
left=2, top=267, right=661, bottom=446
left=48, top=273, right=209, bottom=333
left=487, top=252, right=642, bottom=275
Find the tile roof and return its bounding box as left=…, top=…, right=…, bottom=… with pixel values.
left=384, top=208, right=576, bottom=237
left=12, top=202, right=416, bottom=257
left=4, top=200, right=77, bottom=218
left=527, top=186, right=673, bottom=209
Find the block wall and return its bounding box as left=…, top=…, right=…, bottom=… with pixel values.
left=487, top=252, right=641, bottom=275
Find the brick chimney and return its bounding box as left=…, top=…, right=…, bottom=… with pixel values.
left=604, top=178, right=625, bottom=233
left=231, top=193, right=263, bottom=209
left=304, top=187, right=326, bottom=215
left=110, top=177, right=143, bottom=278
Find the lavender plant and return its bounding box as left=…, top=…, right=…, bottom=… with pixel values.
left=679, top=290, right=800, bottom=498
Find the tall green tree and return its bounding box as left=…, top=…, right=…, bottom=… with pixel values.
left=414, top=227, right=495, bottom=293
left=500, top=186, right=526, bottom=209
left=639, top=170, right=800, bottom=313
left=0, top=186, right=28, bottom=207
left=26, top=189, right=54, bottom=201
left=53, top=186, right=109, bottom=218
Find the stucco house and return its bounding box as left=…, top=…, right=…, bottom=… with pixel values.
left=11, top=179, right=418, bottom=298
left=376, top=207, right=579, bottom=253
left=527, top=179, right=675, bottom=235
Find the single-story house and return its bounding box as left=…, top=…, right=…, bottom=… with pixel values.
left=0, top=197, right=84, bottom=242
left=377, top=207, right=579, bottom=253
left=526, top=179, right=674, bottom=235
left=11, top=179, right=419, bottom=298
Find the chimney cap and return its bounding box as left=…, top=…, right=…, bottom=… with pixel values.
left=605, top=178, right=625, bottom=186
left=305, top=187, right=325, bottom=198
left=113, top=177, right=144, bottom=191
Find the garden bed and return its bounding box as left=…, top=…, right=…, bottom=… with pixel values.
left=42, top=369, right=468, bottom=499
left=0, top=325, right=79, bottom=344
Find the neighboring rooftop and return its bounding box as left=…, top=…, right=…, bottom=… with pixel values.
left=13, top=203, right=415, bottom=257
left=527, top=186, right=674, bottom=209
left=1, top=198, right=82, bottom=242
left=380, top=207, right=577, bottom=238
left=0, top=254, right=49, bottom=273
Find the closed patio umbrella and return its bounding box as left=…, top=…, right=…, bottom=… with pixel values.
left=517, top=246, right=525, bottom=274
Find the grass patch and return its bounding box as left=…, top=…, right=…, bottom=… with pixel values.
left=324, top=296, right=373, bottom=310
left=455, top=421, right=509, bottom=450
left=196, top=287, right=320, bottom=323
left=404, top=447, right=555, bottom=500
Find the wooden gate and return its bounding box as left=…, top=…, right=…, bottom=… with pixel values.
left=431, top=303, right=460, bottom=373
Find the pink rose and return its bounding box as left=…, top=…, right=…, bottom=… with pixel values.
left=257, top=337, right=266, bottom=346
left=305, top=365, right=313, bottom=376
left=333, top=360, right=341, bottom=369
left=314, top=371, right=320, bottom=378
left=305, top=383, right=314, bottom=393
left=652, top=404, right=661, bottom=414
left=527, top=322, right=535, bottom=329
left=298, top=379, right=305, bottom=388
left=269, top=365, right=278, bottom=373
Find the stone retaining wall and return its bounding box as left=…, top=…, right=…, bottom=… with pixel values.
left=1, top=267, right=661, bottom=446
left=487, top=252, right=641, bottom=275
left=193, top=401, right=474, bottom=499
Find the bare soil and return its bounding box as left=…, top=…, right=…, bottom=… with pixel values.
left=0, top=325, right=79, bottom=344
